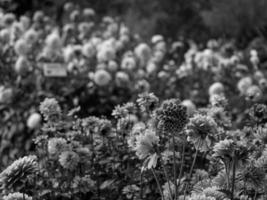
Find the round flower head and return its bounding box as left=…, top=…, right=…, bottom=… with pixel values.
left=209, top=94, right=228, bottom=108
left=20, top=15, right=30, bottom=30
left=254, top=125, right=267, bottom=143
left=107, top=60, right=118, bottom=72
left=213, top=139, right=234, bottom=160
left=245, top=85, right=262, bottom=101
left=70, top=10, right=80, bottom=22
left=134, top=128, right=159, bottom=159
left=155, top=99, right=188, bottom=134
left=3, top=13, right=16, bottom=27
left=94, top=69, right=112, bottom=86
left=155, top=41, right=167, bottom=52
left=128, top=122, right=146, bottom=149
left=33, top=10, right=44, bottom=23
left=153, top=50, right=165, bottom=63
left=151, top=34, right=164, bottom=44
left=146, top=60, right=158, bottom=75
left=0, top=156, right=38, bottom=190
left=181, top=99, right=196, bottom=117
left=14, top=39, right=30, bottom=56
left=237, top=77, right=253, bottom=95
left=24, top=29, right=38, bottom=45
left=45, top=32, right=62, bottom=50
left=137, top=92, right=159, bottom=112
left=3, top=192, right=32, bottom=200
left=208, top=82, right=224, bottom=96
left=0, top=87, right=13, bottom=104
left=249, top=104, right=267, bottom=124
left=97, top=47, right=116, bottom=62
left=121, top=56, right=136, bottom=71
left=14, top=56, right=30, bottom=75
left=135, top=79, right=150, bottom=93
left=64, top=2, right=74, bottom=12
left=134, top=43, right=151, bottom=67
left=27, top=113, right=42, bottom=129
left=83, top=8, right=95, bottom=19
left=0, top=29, right=11, bottom=43
left=186, top=114, right=218, bottom=152
left=82, top=42, right=96, bottom=58
left=48, top=138, right=68, bottom=156
left=59, top=151, right=80, bottom=170
left=115, top=71, right=130, bottom=87
left=39, top=98, right=61, bottom=121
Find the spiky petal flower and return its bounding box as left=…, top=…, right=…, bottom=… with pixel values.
left=137, top=92, right=159, bottom=112
left=59, top=151, right=80, bottom=170
left=134, top=128, right=159, bottom=159
left=155, top=99, right=188, bottom=134
left=0, top=156, right=38, bottom=190
left=186, top=114, right=218, bottom=152
left=47, top=138, right=68, bottom=156
left=39, top=98, right=61, bottom=121
left=189, top=193, right=216, bottom=200
left=249, top=104, right=267, bottom=124
left=3, top=192, right=32, bottom=200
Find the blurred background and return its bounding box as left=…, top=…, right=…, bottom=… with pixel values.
left=2, top=0, right=267, bottom=47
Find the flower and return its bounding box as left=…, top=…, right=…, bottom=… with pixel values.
left=45, top=32, right=62, bottom=50
left=0, top=156, right=38, bottom=190
left=48, top=138, right=68, bottom=156
left=155, top=99, right=188, bottom=134
left=208, top=82, right=224, bottom=97
left=39, top=98, right=61, bottom=121
left=186, top=114, right=218, bottom=152
left=245, top=85, right=262, bottom=101
left=97, top=47, right=116, bottom=62
left=14, top=56, right=30, bottom=75
left=27, top=113, right=42, bottom=129
left=14, top=39, right=29, bottom=56
left=163, top=181, right=175, bottom=200
left=82, top=42, right=96, bottom=58
left=237, top=77, right=253, bottom=95
left=209, top=94, right=228, bottom=108
left=0, top=87, right=13, bottom=104
left=134, top=128, right=159, bottom=159
left=115, top=71, right=130, bottom=87
left=189, top=194, right=216, bottom=200
left=181, top=99, right=196, bottom=116
left=94, top=69, right=112, bottom=86
left=137, top=92, right=159, bottom=112
left=122, top=184, right=140, bottom=199
left=3, top=192, right=32, bottom=200
left=121, top=56, right=136, bottom=71
left=202, top=186, right=228, bottom=200
left=249, top=104, right=267, bottom=123
left=59, top=151, right=80, bottom=170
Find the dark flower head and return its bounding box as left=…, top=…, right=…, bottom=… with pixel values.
left=249, top=104, right=267, bottom=124
left=155, top=99, right=188, bottom=134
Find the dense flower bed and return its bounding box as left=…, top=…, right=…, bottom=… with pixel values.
left=0, top=2, right=267, bottom=200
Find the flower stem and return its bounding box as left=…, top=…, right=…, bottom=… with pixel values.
left=172, top=134, right=178, bottom=200
left=231, top=156, right=236, bottom=200
left=177, top=141, right=186, bottom=192
left=162, top=162, right=174, bottom=200
left=151, top=168, right=165, bottom=200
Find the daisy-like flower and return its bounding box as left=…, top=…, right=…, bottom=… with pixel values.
left=0, top=156, right=38, bottom=190
left=186, top=114, right=218, bottom=152
left=134, top=128, right=159, bottom=159
left=48, top=138, right=68, bottom=156
left=155, top=99, right=188, bottom=134
left=236, top=162, right=266, bottom=192
left=202, top=186, right=228, bottom=200
left=112, top=105, right=128, bottom=119
left=137, top=92, right=159, bottom=112
left=59, top=151, right=80, bottom=170
left=3, top=192, right=32, bottom=200
left=39, top=98, right=61, bottom=121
